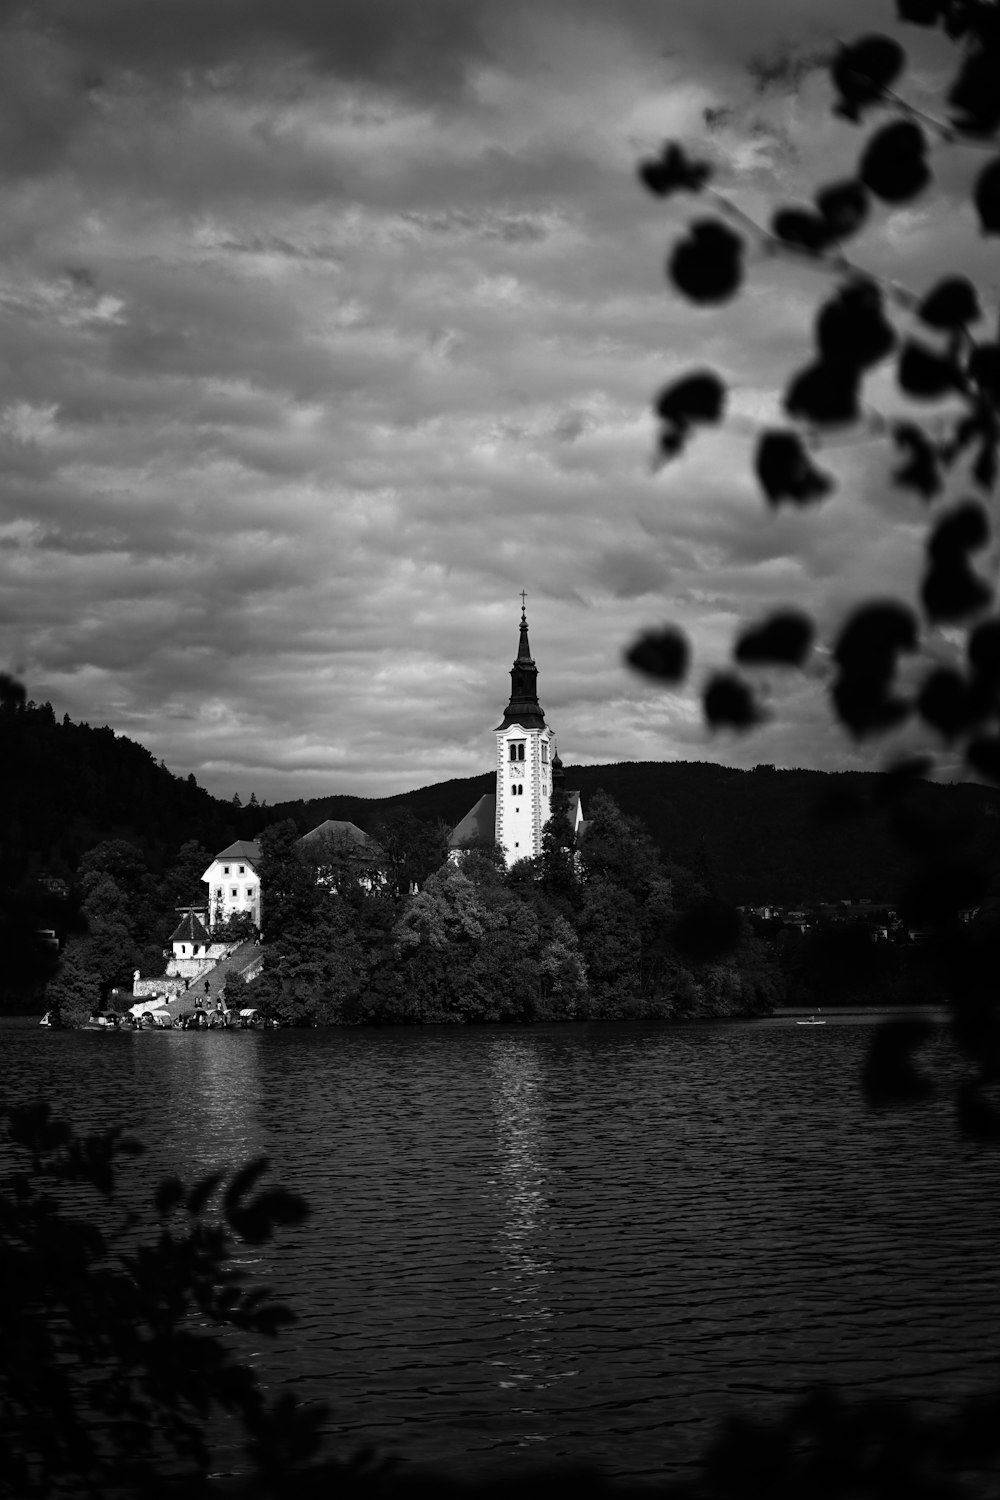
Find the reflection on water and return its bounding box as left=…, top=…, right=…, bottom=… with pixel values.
left=6, top=1017, right=1000, bottom=1485
left=160, top=1032, right=265, bottom=1171
left=487, top=1039, right=575, bottom=1442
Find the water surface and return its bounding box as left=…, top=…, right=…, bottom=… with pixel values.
left=3, top=1015, right=998, bottom=1483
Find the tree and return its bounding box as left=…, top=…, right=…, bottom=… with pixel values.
left=44, top=871, right=139, bottom=1023
left=0, top=1103, right=322, bottom=1499
left=537, top=914, right=588, bottom=1019
left=534, top=788, right=579, bottom=914
left=631, top=0, right=1000, bottom=1124
left=43, top=940, right=99, bottom=1027
left=257, top=821, right=316, bottom=945
left=211, top=910, right=258, bottom=944
left=370, top=807, right=450, bottom=894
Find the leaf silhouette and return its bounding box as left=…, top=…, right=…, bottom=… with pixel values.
left=949, top=50, right=1000, bottom=136
left=972, top=434, right=998, bottom=492
left=917, top=276, right=981, bottom=329
left=771, top=208, right=832, bottom=254
left=814, top=179, right=870, bottom=240
left=638, top=143, right=712, bottom=198
left=928, top=500, right=989, bottom=559
left=916, top=667, right=988, bottom=739
left=968, top=343, right=1000, bottom=400
left=832, top=35, right=906, bottom=119
left=968, top=619, right=1000, bottom=683
left=859, top=120, right=930, bottom=202
left=831, top=676, right=912, bottom=736
left=655, top=371, right=726, bottom=427
left=668, top=220, right=744, bottom=304
left=734, top=611, right=815, bottom=666
left=704, top=673, right=760, bottom=728
left=817, top=281, right=896, bottom=369
left=784, top=360, right=860, bottom=426
left=898, top=340, right=963, bottom=398
left=891, top=422, right=941, bottom=497
left=895, top=0, right=944, bottom=23
left=834, top=602, right=919, bottom=672
left=922, top=555, right=992, bottom=621
left=862, top=1019, right=935, bottom=1105
left=974, top=157, right=1000, bottom=233
left=625, top=627, right=690, bottom=683
left=966, top=734, right=1000, bottom=783
left=832, top=601, right=918, bottom=733
left=654, top=371, right=727, bottom=458
left=755, top=430, right=834, bottom=505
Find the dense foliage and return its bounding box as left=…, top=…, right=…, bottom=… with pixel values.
left=31, top=838, right=216, bottom=1021
left=0, top=1103, right=321, bottom=1500
left=244, top=793, right=780, bottom=1027
left=630, top=0, right=1000, bottom=1135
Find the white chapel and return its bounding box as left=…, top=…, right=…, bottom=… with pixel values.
left=449, top=603, right=584, bottom=867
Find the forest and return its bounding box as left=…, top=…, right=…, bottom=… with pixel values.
left=7, top=695, right=996, bottom=1018
left=244, top=792, right=780, bottom=1028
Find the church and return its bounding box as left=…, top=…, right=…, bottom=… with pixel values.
left=449, top=603, right=585, bottom=867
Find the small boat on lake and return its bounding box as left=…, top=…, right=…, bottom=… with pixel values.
left=797, top=1013, right=826, bottom=1025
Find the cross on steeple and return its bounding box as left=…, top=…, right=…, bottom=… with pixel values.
left=520, top=589, right=527, bottom=612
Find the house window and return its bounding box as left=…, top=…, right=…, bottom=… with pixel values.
left=231, top=887, right=237, bottom=897
left=239, top=865, right=245, bottom=874
left=215, top=887, right=222, bottom=900
left=223, top=865, right=230, bottom=875
left=247, top=887, right=255, bottom=899
left=180, top=945, right=186, bottom=954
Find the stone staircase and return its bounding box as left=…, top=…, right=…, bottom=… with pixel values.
left=160, top=939, right=263, bottom=1021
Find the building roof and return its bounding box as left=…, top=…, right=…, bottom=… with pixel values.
left=448, top=794, right=497, bottom=849
left=213, top=840, right=261, bottom=864
left=495, top=606, right=547, bottom=732
left=169, top=910, right=211, bottom=944
left=298, top=820, right=379, bottom=852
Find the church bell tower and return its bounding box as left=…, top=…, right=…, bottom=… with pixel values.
left=494, top=600, right=555, bottom=866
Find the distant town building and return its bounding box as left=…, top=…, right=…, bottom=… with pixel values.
left=449, top=602, right=584, bottom=868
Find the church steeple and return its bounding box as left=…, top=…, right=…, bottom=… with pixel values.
left=496, top=597, right=547, bottom=731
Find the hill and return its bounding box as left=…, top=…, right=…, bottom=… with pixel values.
left=265, top=761, right=1000, bottom=909
left=1, top=698, right=241, bottom=881
left=5, top=697, right=1000, bottom=909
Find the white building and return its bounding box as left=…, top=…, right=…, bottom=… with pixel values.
left=165, top=909, right=231, bottom=979
left=449, top=604, right=584, bottom=868
left=201, top=839, right=261, bottom=930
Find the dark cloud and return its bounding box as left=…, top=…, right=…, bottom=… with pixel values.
left=0, top=0, right=969, bottom=799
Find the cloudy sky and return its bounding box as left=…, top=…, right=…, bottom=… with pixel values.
left=0, top=0, right=986, bottom=801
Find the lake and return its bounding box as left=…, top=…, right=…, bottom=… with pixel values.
left=3, top=1012, right=999, bottom=1487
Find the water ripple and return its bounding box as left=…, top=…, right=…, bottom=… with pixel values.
left=4, top=1015, right=1000, bottom=1482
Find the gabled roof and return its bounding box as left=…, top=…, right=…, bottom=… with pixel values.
left=169, top=911, right=211, bottom=944
left=298, top=820, right=380, bottom=853
left=449, top=794, right=497, bottom=849
left=212, top=840, right=261, bottom=864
